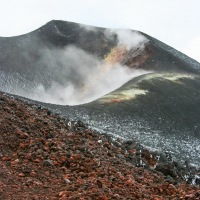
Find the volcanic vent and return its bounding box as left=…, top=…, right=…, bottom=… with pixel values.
left=0, top=20, right=150, bottom=105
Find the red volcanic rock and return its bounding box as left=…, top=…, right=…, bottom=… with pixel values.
left=0, top=92, right=199, bottom=199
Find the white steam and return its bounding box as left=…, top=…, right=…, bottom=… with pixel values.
left=105, top=29, right=148, bottom=50
left=29, top=29, right=149, bottom=105
left=31, top=61, right=148, bottom=105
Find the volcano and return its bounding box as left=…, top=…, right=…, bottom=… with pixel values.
left=0, top=20, right=200, bottom=167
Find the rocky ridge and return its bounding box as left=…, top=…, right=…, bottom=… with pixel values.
left=0, top=92, right=200, bottom=199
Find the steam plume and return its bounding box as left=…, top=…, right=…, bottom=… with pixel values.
left=0, top=26, right=150, bottom=105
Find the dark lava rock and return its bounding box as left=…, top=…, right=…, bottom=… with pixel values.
left=43, top=159, right=54, bottom=166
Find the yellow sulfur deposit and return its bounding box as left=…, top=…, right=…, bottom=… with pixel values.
left=141, top=73, right=195, bottom=83
left=104, top=45, right=127, bottom=64
left=98, top=88, right=148, bottom=103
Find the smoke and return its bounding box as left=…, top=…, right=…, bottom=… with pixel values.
left=36, top=45, right=100, bottom=87
left=105, top=29, right=148, bottom=50
left=31, top=61, right=148, bottom=105
left=28, top=45, right=149, bottom=105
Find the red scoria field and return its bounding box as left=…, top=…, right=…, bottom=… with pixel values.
left=0, top=92, right=199, bottom=199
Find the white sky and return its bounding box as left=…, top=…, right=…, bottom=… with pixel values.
left=0, top=0, right=200, bottom=62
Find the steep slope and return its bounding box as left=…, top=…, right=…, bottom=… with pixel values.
left=1, top=93, right=200, bottom=199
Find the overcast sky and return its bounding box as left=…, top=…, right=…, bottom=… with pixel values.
left=0, top=0, right=200, bottom=62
